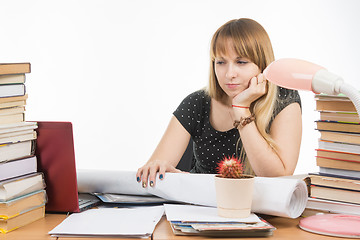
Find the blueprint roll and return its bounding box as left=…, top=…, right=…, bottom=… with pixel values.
left=251, top=177, right=308, bottom=218
left=77, top=170, right=308, bottom=218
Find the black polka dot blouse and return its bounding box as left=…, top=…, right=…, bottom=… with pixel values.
left=173, top=87, right=301, bottom=174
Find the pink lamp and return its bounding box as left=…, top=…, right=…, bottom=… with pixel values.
left=263, top=58, right=360, bottom=118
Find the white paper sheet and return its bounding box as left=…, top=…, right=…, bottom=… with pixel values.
left=77, top=170, right=308, bottom=218
left=164, top=204, right=261, bottom=223
left=48, top=206, right=164, bottom=237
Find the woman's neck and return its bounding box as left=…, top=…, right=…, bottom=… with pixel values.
left=210, top=97, right=236, bottom=132
left=219, top=95, right=232, bottom=107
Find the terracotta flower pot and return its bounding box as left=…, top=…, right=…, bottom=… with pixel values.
left=214, top=175, right=255, bottom=218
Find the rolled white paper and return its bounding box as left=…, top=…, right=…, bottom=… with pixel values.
left=77, top=170, right=307, bottom=218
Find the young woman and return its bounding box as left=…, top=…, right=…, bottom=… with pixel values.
left=136, top=18, right=302, bottom=187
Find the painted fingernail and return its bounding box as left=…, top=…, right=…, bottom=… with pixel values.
left=137, top=177, right=140, bottom=182
left=142, top=182, right=147, bottom=188
left=159, top=174, right=163, bottom=180
left=150, top=181, right=154, bottom=187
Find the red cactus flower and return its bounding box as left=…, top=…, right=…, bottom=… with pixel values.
left=216, top=156, right=244, bottom=178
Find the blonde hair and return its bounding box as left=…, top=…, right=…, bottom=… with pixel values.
left=207, top=18, right=278, bottom=163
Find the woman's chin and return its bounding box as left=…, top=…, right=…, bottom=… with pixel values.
left=226, top=91, right=241, bottom=99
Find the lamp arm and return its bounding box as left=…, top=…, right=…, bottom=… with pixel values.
left=263, top=58, right=360, bottom=120
left=311, top=69, right=360, bottom=120
left=339, top=83, right=360, bottom=120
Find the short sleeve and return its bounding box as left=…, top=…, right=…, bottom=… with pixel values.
left=274, top=87, right=302, bottom=116
left=268, top=87, right=302, bottom=130
left=173, top=90, right=207, bottom=136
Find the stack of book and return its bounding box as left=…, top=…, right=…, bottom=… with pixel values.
left=305, top=94, right=360, bottom=216
left=0, top=63, right=46, bottom=233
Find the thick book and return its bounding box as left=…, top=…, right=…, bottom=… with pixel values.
left=0, top=94, right=27, bottom=103
left=0, top=74, right=25, bottom=85
left=318, top=140, right=360, bottom=155
left=311, top=184, right=360, bottom=204
left=316, top=157, right=360, bottom=171
left=0, top=95, right=27, bottom=107
left=316, top=99, right=356, bottom=112
left=0, top=140, right=35, bottom=163
left=316, top=121, right=360, bottom=133
left=0, top=63, right=31, bottom=75
left=0, top=129, right=36, bottom=145
left=0, top=156, right=37, bottom=181
left=320, top=167, right=360, bottom=178
left=0, top=100, right=26, bottom=110
left=0, top=106, right=25, bottom=116
left=319, top=111, right=359, bottom=123
left=305, top=197, right=360, bottom=216
left=315, top=94, right=356, bottom=112
left=0, top=129, right=36, bottom=140
left=316, top=149, right=360, bottom=162
left=319, top=130, right=360, bottom=145
left=0, top=121, right=37, bottom=134
left=0, top=173, right=45, bottom=201
left=0, top=205, right=44, bottom=233
left=315, top=94, right=352, bottom=101
left=0, top=113, right=24, bottom=125
left=309, top=173, right=360, bottom=191
left=0, top=190, right=46, bottom=219
left=0, top=84, right=25, bottom=98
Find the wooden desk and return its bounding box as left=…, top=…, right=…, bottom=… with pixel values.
left=0, top=213, right=355, bottom=240
left=0, top=214, right=66, bottom=240
left=0, top=213, right=147, bottom=240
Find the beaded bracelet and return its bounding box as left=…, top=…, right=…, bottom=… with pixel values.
left=234, top=114, right=255, bottom=129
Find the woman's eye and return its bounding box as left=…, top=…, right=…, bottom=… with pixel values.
left=237, top=61, right=248, bottom=64
left=216, top=61, right=225, bottom=65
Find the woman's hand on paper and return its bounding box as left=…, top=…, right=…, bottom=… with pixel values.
left=136, top=160, right=182, bottom=188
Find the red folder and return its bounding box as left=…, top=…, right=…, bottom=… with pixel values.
left=35, top=121, right=80, bottom=213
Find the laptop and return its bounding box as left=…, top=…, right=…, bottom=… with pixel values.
left=35, top=121, right=100, bottom=213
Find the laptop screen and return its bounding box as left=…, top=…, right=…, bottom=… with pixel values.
left=35, top=121, right=80, bottom=213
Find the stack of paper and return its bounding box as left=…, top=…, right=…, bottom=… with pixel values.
left=49, top=206, right=164, bottom=238
left=164, top=204, right=275, bottom=237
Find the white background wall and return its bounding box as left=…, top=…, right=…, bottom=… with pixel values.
left=1, top=0, right=359, bottom=174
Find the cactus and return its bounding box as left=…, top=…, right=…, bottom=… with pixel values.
left=216, top=156, right=244, bottom=178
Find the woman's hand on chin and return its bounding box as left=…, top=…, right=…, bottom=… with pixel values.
left=232, top=73, right=267, bottom=107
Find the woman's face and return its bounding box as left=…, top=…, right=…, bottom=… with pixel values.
left=214, top=41, right=260, bottom=101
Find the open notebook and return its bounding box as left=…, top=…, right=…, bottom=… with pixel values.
left=35, top=121, right=100, bottom=213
